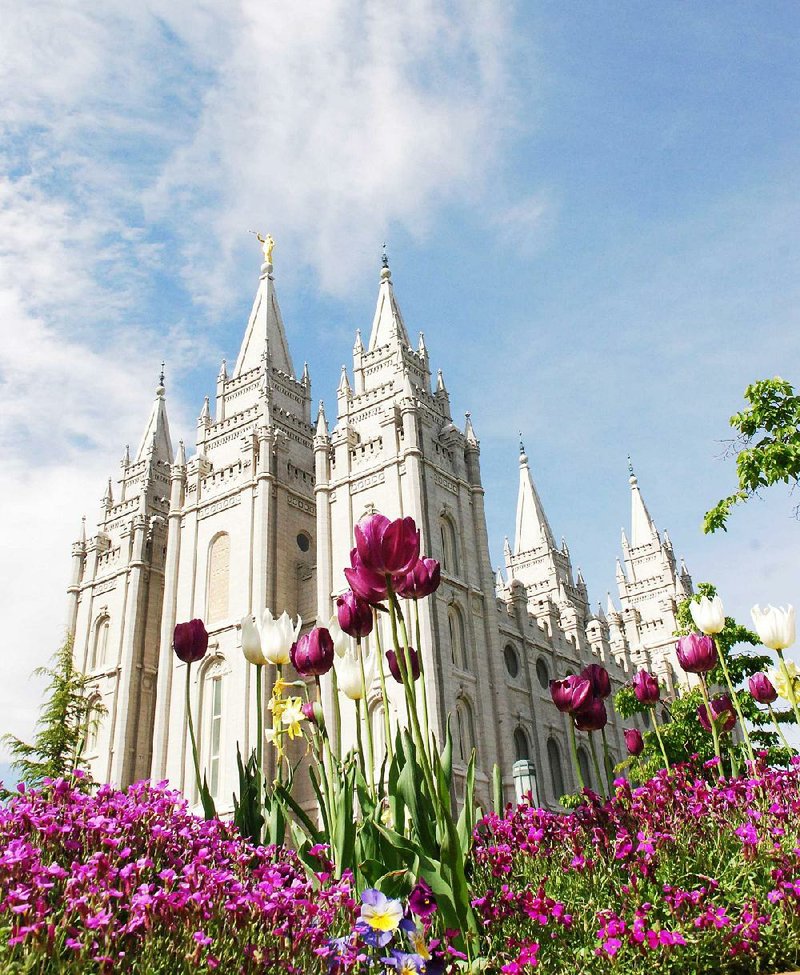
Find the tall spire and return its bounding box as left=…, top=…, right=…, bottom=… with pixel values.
left=628, top=456, right=656, bottom=546
left=234, top=238, right=295, bottom=378
left=514, top=441, right=555, bottom=553
left=367, top=248, right=411, bottom=351
left=135, top=371, right=173, bottom=464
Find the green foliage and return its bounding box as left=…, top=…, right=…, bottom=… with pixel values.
left=2, top=636, right=104, bottom=789
left=704, top=377, right=800, bottom=533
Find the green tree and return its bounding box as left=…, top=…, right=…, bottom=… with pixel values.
left=704, top=377, right=800, bottom=533
left=2, top=636, right=105, bottom=788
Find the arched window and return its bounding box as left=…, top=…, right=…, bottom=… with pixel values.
left=454, top=698, right=475, bottom=765
left=577, top=746, right=592, bottom=791
left=85, top=697, right=103, bottom=755
left=206, top=533, right=230, bottom=624
left=504, top=644, right=519, bottom=678
left=201, top=672, right=224, bottom=798
left=535, top=658, right=549, bottom=689
left=440, top=516, right=459, bottom=574
left=92, top=615, right=110, bottom=670
left=448, top=604, right=468, bottom=670
left=547, top=738, right=565, bottom=802
left=513, top=727, right=530, bottom=762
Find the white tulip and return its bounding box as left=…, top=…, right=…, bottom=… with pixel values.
left=335, top=643, right=376, bottom=701
left=241, top=614, right=267, bottom=666
left=767, top=663, right=799, bottom=701
left=261, top=609, right=302, bottom=665
left=689, top=595, right=725, bottom=635
left=751, top=604, right=796, bottom=652
left=328, top=614, right=351, bottom=659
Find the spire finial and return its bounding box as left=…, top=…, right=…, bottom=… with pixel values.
left=159, top=361, right=165, bottom=387
left=519, top=432, right=525, bottom=454
left=382, top=242, right=389, bottom=269
left=628, top=454, right=637, bottom=485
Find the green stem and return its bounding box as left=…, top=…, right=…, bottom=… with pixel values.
left=184, top=662, right=204, bottom=801
left=354, top=699, right=367, bottom=782
left=699, top=676, right=722, bottom=777
left=414, top=599, right=431, bottom=750
left=373, top=609, right=394, bottom=764
left=599, top=725, right=615, bottom=793
left=358, top=638, right=376, bottom=793
left=587, top=732, right=607, bottom=799
left=767, top=702, right=793, bottom=752
left=331, top=666, right=342, bottom=761
left=255, top=663, right=263, bottom=844
left=568, top=720, right=585, bottom=793
left=713, top=636, right=756, bottom=765
left=650, top=705, right=671, bottom=771
left=777, top=650, right=800, bottom=726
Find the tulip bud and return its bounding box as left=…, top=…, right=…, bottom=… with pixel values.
left=354, top=512, right=420, bottom=578
left=748, top=672, right=778, bottom=705
left=675, top=633, right=718, bottom=674
left=624, top=728, right=644, bottom=756
left=549, top=675, right=592, bottom=714
left=632, top=669, right=660, bottom=705
left=241, top=615, right=267, bottom=666
left=336, top=590, right=374, bottom=638
left=396, top=557, right=441, bottom=599
left=262, top=609, right=301, bottom=666
left=581, top=663, right=611, bottom=699
left=573, top=696, right=608, bottom=732
left=751, top=604, right=796, bottom=652
left=301, top=700, right=326, bottom=730
left=385, top=647, right=420, bottom=683
left=689, top=595, right=725, bottom=635
left=697, top=695, right=736, bottom=734
left=173, top=619, right=209, bottom=664
left=344, top=549, right=389, bottom=605
left=291, top=628, right=335, bottom=677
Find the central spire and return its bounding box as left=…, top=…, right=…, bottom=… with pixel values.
left=135, top=369, right=173, bottom=464
left=514, top=441, right=555, bottom=553
left=233, top=236, right=295, bottom=378
left=367, top=248, right=411, bottom=351
left=628, top=456, right=656, bottom=546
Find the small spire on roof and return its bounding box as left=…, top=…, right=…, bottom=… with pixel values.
left=338, top=364, right=351, bottom=394
left=353, top=328, right=364, bottom=353
left=218, top=358, right=227, bottom=380
left=176, top=440, right=187, bottom=466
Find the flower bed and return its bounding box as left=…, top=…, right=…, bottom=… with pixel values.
left=2, top=761, right=800, bottom=973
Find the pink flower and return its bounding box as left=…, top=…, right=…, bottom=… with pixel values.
left=581, top=664, right=611, bottom=699
left=354, top=513, right=420, bottom=578
left=385, top=647, right=420, bottom=683
left=748, top=672, right=778, bottom=705
left=173, top=619, right=209, bottom=663
left=624, top=728, right=644, bottom=756
left=344, top=548, right=389, bottom=604
left=697, top=695, right=736, bottom=733
left=291, top=628, right=335, bottom=677
left=395, top=557, right=441, bottom=599
left=336, top=590, right=374, bottom=638
left=408, top=878, right=437, bottom=919
left=550, top=675, right=592, bottom=714
left=633, top=669, right=660, bottom=705
left=676, top=633, right=718, bottom=674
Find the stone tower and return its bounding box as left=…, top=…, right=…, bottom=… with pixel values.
left=66, top=376, right=173, bottom=786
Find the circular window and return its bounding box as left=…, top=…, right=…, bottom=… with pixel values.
left=536, top=658, right=549, bottom=689
left=504, top=644, right=519, bottom=678
left=296, top=532, right=311, bottom=553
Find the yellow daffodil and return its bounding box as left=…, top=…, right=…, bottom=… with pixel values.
left=768, top=662, right=800, bottom=701
left=280, top=697, right=306, bottom=740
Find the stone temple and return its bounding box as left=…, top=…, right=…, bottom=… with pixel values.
left=65, top=251, right=693, bottom=811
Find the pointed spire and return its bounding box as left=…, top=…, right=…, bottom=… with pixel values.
left=561, top=536, right=569, bottom=555
left=199, top=396, right=211, bottom=423
left=176, top=440, right=187, bottom=466
left=79, top=515, right=86, bottom=545
left=495, top=566, right=505, bottom=590
left=436, top=369, right=447, bottom=394
left=628, top=456, right=657, bottom=546
left=102, top=478, right=113, bottom=510
left=503, top=535, right=512, bottom=559
left=464, top=411, right=478, bottom=446
left=338, top=365, right=351, bottom=395
left=417, top=332, right=427, bottom=358
left=577, top=567, right=585, bottom=586
left=353, top=329, right=364, bottom=354
left=596, top=601, right=606, bottom=622
left=515, top=441, right=555, bottom=553
left=606, top=591, right=617, bottom=616
left=233, top=246, right=295, bottom=378
left=121, top=443, right=130, bottom=468
left=615, top=558, right=625, bottom=582
left=218, top=358, right=228, bottom=380
left=302, top=361, right=310, bottom=385
left=135, top=374, right=173, bottom=464
left=315, top=400, right=329, bottom=438
left=368, top=250, right=411, bottom=350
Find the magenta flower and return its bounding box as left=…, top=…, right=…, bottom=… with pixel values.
left=573, top=696, right=608, bottom=732
left=336, top=590, right=374, bottom=638
left=624, top=728, right=645, bottom=756
left=633, top=669, right=660, bottom=705
left=344, top=548, right=389, bottom=604
left=395, top=557, right=441, bottom=599
left=748, top=672, right=778, bottom=705
left=581, top=663, right=611, bottom=699
left=290, top=627, right=334, bottom=677
left=697, top=695, right=737, bottom=734
left=173, top=619, right=209, bottom=664
left=354, top=513, right=420, bottom=578
left=408, top=877, right=437, bottom=919
left=550, top=675, right=592, bottom=714
left=676, top=632, right=718, bottom=674
left=385, top=647, right=420, bottom=683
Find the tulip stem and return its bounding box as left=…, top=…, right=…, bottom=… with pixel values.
left=255, top=663, right=263, bottom=844
left=699, top=676, right=722, bottom=777
left=354, top=698, right=367, bottom=783
left=650, top=705, right=671, bottom=771
left=777, top=650, right=800, bottom=727
left=567, top=720, right=585, bottom=794
left=599, top=725, right=615, bottom=794
left=330, top=667, right=342, bottom=761
left=184, top=662, right=204, bottom=804
left=414, top=599, right=431, bottom=751
left=767, top=702, right=793, bottom=752
left=713, top=636, right=756, bottom=766
left=372, top=610, right=394, bottom=765
left=587, top=732, right=607, bottom=799
left=358, top=639, right=376, bottom=794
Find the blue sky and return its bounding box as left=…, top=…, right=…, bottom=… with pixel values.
left=1, top=1, right=798, bottom=763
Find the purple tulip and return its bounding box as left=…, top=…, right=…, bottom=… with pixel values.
left=336, top=590, right=374, bottom=638
left=385, top=647, right=420, bottom=683
left=676, top=633, right=718, bottom=674
left=581, top=663, right=611, bottom=700
left=291, top=627, right=335, bottom=677
left=173, top=619, right=209, bottom=664
left=301, top=701, right=325, bottom=729
left=408, top=878, right=437, bottom=919
left=748, top=672, right=778, bottom=705
left=344, top=548, right=389, bottom=605
left=697, top=695, right=736, bottom=734
left=573, top=696, right=608, bottom=732
left=624, top=728, right=644, bottom=756
left=633, top=669, right=660, bottom=705
left=396, top=556, right=441, bottom=600
left=354, top=513, right=420, bottom=579
left=550, top=675, right=592, bottom=714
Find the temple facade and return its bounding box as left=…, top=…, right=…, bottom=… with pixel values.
left=65, top=252, right=693, bottom=810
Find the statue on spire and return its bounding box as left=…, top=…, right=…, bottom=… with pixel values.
left=252, top=231, right=275, bottom=265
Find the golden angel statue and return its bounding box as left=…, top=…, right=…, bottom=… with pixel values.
left=254, top=232, right=275, bottom=264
